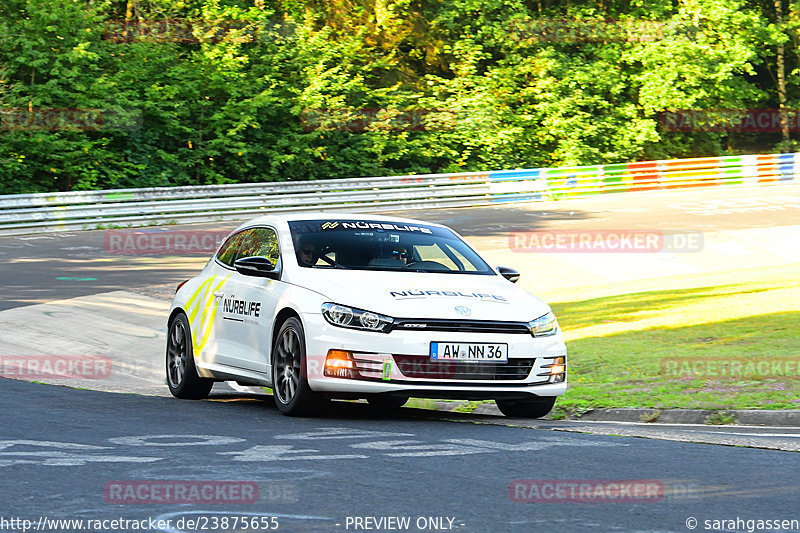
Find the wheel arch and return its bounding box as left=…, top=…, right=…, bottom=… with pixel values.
left=166, top=307, right=196, bottom=366
left=271, top=307, right=302, bottom=354
left=167, top=306, right=187, bottom=327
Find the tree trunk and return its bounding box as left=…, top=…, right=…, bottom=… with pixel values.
left=124, top=0, right=135, bottom=41
left=776, top=0, right=790, bottom=149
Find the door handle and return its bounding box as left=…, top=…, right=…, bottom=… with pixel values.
left=213, top=291, right=224, bottom=298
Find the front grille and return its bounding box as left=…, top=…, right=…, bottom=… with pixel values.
left=390, top=319, right=531, bottom=335
left=393, top=355, right=535, bottom=381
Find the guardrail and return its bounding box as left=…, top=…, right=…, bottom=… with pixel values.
left=0, top=152, right=797, bottom=235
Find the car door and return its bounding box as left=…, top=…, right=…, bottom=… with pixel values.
left=204, top=229, right=250, bottom=369
left=215, top=226, right=282, bottom=373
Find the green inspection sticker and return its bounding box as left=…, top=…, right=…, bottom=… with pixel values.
left=382, top=360, right=392, bottom=381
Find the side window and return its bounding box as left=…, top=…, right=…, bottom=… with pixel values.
left=216, top=230, right=250, bottom=267
left=236, top=227, right=280, bottom=265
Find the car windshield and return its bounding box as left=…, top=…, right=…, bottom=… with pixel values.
left=288, top=219, right=494, bottom=275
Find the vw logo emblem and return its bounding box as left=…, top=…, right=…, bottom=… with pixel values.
left=455, top=305, right=472, bottom=316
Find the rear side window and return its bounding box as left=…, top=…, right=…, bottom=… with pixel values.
left=216, top=231, right=248, bottom=267
left=216, top=227, right=281, bottom=268
left=236, top=227, right=280, bottom=264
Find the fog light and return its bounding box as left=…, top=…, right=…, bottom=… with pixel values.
left=547, top=356, right=566, bottom=383
left=324, top=350, right=356, bottom=379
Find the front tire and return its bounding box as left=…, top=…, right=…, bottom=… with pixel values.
left=496, top=396, right=556, bottom=418
left=272, top=317, right=326, bottom=416
left=166, top=313, right=213, bottom=399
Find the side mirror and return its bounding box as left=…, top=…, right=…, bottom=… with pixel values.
left=234, top=256, right=280, bottom=280
left=497, top=266, right=520, bottom=283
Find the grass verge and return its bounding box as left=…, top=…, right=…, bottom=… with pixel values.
left=552, top=264, right=800, bottom=411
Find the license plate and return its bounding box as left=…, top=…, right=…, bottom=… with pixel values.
left=430, top=342, right=508, bottom=362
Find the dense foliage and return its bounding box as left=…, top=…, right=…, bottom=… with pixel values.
left=0, top=0, right=796, bottom=193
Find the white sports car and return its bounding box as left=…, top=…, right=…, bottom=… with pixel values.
left=166, top=213, right=567, bottom=417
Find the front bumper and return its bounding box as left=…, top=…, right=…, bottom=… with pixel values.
left=301, top=312, right=568, bottom=399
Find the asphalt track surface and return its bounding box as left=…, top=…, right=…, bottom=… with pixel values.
left=1, top=182, right=799, bottom=311
left=2, top=379, right=800, bottom=533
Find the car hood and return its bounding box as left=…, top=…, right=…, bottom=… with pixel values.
left=287, top=268, right=550, bottom=321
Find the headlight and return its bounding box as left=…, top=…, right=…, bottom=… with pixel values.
left=321, top=303, right=394, bottom=333
left=528, top=311, right=558, bottom=337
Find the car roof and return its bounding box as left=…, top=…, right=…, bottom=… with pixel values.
left=235, top=212, right=448, bottom=231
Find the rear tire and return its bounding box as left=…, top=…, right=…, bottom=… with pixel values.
left=272, top=317, right=326, bottom=416
left=367, top=395, right=409, bottom=410
left=496, top=396, right=556, bottom=418
left=166, top=313, right=214, bottom=399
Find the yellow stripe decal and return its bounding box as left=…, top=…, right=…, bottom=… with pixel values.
left=185, top=276, right=214, bottom=322
left=194, top=276, right=229, bottom=353
left=181, top=274, right=231, bottom=355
